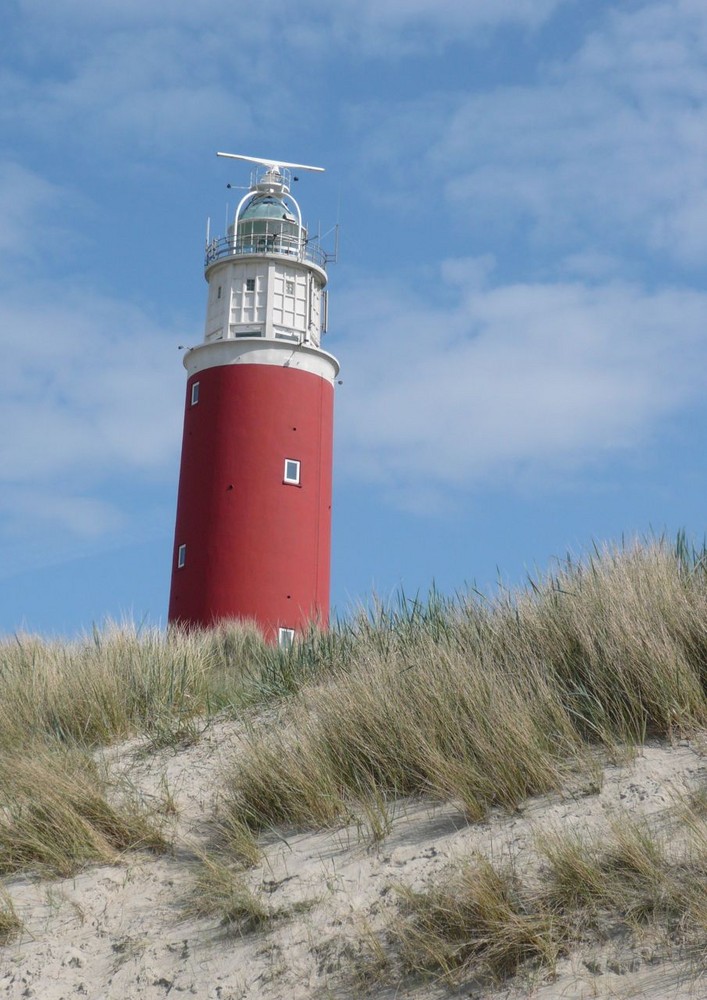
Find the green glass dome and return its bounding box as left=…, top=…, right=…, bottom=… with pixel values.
left=240, top=196, right=296, bottom=223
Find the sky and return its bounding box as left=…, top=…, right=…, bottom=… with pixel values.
left=2, top=0, right=707, bottom=635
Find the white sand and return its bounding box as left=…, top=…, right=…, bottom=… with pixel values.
left=2, top=723, right=705, bottom=1000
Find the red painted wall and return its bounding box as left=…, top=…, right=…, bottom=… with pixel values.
left=168, top=363, right=334, bottom=639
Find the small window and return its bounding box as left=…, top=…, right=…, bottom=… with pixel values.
left=245, top=278, right=255, bottom=292
left=190, top=382, right=200, bottom=406
left=278, top=627, right=295, bottom=649
left=177, top=544, right=186, bottom=569
left=285, top=280, right=295, bottom=295
left=283, top=459, right=300, bottom=485
left=217, top=285, right=222, bottom=299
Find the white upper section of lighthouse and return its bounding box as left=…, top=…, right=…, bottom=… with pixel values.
left=184, top=152, right=339, bottom=383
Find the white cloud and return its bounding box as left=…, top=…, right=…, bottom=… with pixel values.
left=335, top=260, right=707, bottom=508
left=325, top=0, right=569, bottom=53
left=0, top=163, right=72, bottom=259
left=0, top=288, right=184, bottom=486
left=0, top=277, right=186, bottom=574
left=351, top=0, right=707, bottom=269
left=0, top=30, right=256, bottom=157
left=18, top=0, right=567, bottom=37
left=1, top=0, right=574, bottom=157
left=0, top=490, right=124, bottom=540
left=0, top=160, right=186, bottom=552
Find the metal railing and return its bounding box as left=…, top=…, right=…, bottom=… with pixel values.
left=204, top=233, right=327, bottom=269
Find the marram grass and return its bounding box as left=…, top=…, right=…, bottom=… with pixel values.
left=368, top=803, right=707, bottom=990
left=0, top=747, right=168, bottom=877
left=0, top=620, right=270, bottom=751
left=225, top=539, right=707, bottom=832
left=182, top=855, right=271, bottom=934
left=0, top=887, right=22, bottom=945
left=0, top=537, right=706, bottom=845
left=0, top=536, right=705, bottom=990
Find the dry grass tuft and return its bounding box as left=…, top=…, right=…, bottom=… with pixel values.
left=230, top=730, right=350, bottom=832
left=540, top=821, right=666, bottom=923
left=210, top=813, right=262, bottom=869
left=370, top=801, right=707, bottom=992
left=0, top=887, right=22, bottom=945
left=393, top=858, right=560, bottom=985
left=182, top=855, right=271, bottom=934
left=0, top=620, right=270, bottom=752
left=222, top=540, right=707, bottom=836
left=0, top=747, right=168, bottom=878
left=0, top=536, right=705, bottom=993
left=539, top=811, right=707, bottom=934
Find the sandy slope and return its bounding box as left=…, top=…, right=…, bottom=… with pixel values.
left=2, top=721, right=705, bottom=1000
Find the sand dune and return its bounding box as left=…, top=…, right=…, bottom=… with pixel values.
left=2, top=720, right=705, bottom=999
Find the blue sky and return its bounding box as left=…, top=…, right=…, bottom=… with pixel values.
left=2, top=0, right=707, bottom=634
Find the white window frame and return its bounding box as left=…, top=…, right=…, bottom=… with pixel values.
left=278, top=627, right=295, bottom=649
left=177, top=543, right=187, bottom=569
left=283, top=458, right=300, bottom=485
left=190, top=382, right=200, bottom=406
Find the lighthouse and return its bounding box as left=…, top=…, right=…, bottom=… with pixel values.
left=168, top=153, right=339, bottom=645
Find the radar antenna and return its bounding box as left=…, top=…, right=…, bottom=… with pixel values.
left=216, top=152, right=325, bottom=173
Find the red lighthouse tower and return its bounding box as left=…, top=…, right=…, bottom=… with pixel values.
left=168, top=153, right=339, bottom=644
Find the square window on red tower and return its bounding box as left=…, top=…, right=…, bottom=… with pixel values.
left=190, top=382, right=200, bottom=406
left=283, top=459, right=300, bottom=485
left=278, top=627, right=295, bottom=649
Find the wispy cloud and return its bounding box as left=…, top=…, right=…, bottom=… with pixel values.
left=0, top=162, right=185, bottom=563
left=0, top=33, right=255, bottom=157
left=335, top=260, right=707, bottom=509
left=2, top=0, right=571, bottom=156
left=350, top=0, right=707, bottom=270
left=0, top=288, right=184, bottom=484
left=0, top=162, right=73, bottom=259
left=323, top=0, right=570, bottom=53
left=0, top=490, right=124, bottom=540
left=0, top=285, right=185, bottom=571
left=17, top=0, right=567, bottom=36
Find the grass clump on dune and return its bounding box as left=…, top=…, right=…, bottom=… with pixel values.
left=509, top=540, right=707, bottom=743
left=229, top=640, right=580, bottom=831
left=393, top=858, right=560, bottom=985
left=224, top=539, right=707, bottom=834
left=0, top=887, right=22, bottom=945
left=0, top=747, right=167, bottom=878
left=1, top=536, right=706, bottom=862
left=539, top=814, right=706, bottom=928
left=0, top=620, right=271, bottom=752
left=377, top=805, right=707, bottom=990
left=182, top=855, right=271, bottom=934
left=2, top=535, right=704, bottom=767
